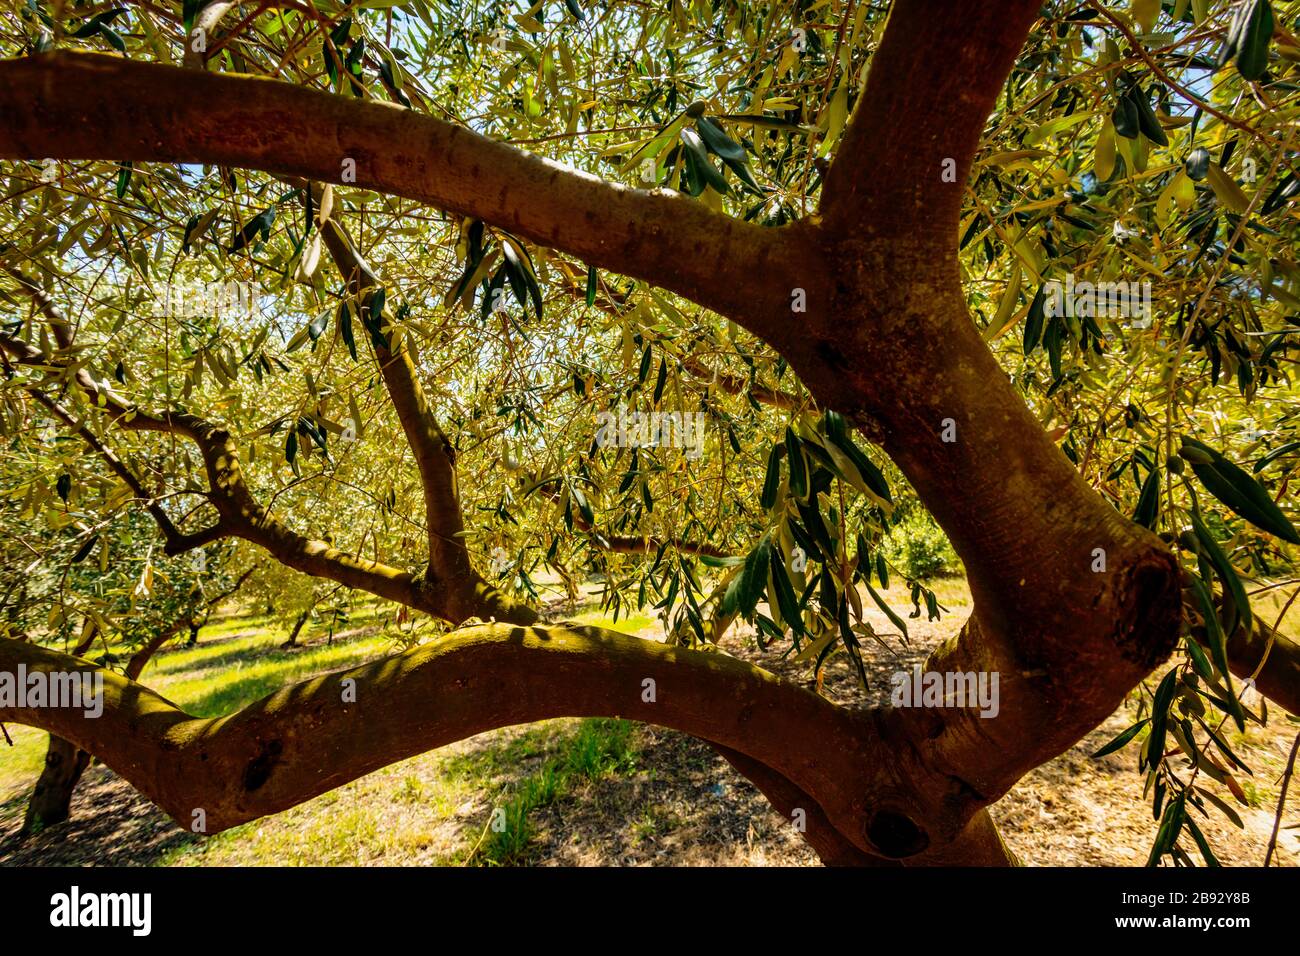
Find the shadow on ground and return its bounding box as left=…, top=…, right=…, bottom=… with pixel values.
left=0, top=763, right=195, bottom=866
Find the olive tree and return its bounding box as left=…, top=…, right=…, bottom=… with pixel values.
left=0, top=0, right=1297, bottom=865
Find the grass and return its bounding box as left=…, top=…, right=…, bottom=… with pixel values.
left=473, top=718, right=639, bottom=866
left=6, top=572, right=1293, bottom=867
left=0, top=724, right=49, bottom=801
left=571, top=607, right=659, bottom=634
left=0, top=593, right=649, bottom=866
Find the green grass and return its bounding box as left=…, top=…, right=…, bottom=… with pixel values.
left=0, top=611, right=400, bottom=816
left=474, top=718, right=640, bottom=866
left=571, top=607, right=659, bottom=634
left=563, top=718, right=637, bottom=780
left=157, top=636, right=395, bottom=718
left=0, top=724, right=49, bottom=802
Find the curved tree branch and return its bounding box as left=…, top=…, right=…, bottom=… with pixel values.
left=0, top=625, right=892, bottom=850
left=316, top=214, right=460, bottom=564
left=0, top=267, right=225, bottom=552
left=0, top=323, right=430, bottom=608
left=24, top=386, right=224, bottom=555
left=5, top=212, right=533, bottom=625
left=0, top=52, right=807, bottom=347
left=712, top=744, right=893, bottom=867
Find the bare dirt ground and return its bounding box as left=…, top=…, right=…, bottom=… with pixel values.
left=1, top=584, right=1296, bottom=867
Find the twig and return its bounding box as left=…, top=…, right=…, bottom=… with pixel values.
left=1265, top=730, right=1300, bottom=866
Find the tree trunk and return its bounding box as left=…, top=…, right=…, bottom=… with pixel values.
left=19, top=735, right=91, bottom=837
left=19, top=628, right=97, bottom=838
left=282, top=609, right=310, bottom=648
left=19, top=570, right=255, bottom=836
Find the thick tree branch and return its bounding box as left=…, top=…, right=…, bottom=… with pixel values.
left=0, top=52, right=807, bottom=346
left=0, top=626, right=894, bottom=850
left=712, top=744, right=892, bottom=867
left=316, top=215, right=460, bottom=562
left=0, top=27, right=1195, bottom=867
left=778, top=0, right=1185, bottom=821
left=820, top=0, right=1042, bottom=237
left=1218, top=620, right=1300, bottom=718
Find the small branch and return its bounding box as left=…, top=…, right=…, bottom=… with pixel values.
left=299, top=181, right=535, bottom=624
left=0, top=322, right=427, bottom=612
left=1265, top=731, right=1299, bottom=866
left=678, top=354, right=801, bottom=412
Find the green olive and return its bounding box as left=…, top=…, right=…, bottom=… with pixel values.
left=685, top=101, right=707, bottom=118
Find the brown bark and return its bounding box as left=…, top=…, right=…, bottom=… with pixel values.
left=0, top=627, right=888, bottom=843
left=306, top=191, right=535, bottom=625
left=282, top=609, right=310, bottom=649
left=20, top=736, right=90, bottom=838
left=0, top=3, right=1214, bottom=864
left=1216, top=620, right=1300, bottom=718
left=19, top=568, right=256, bottom=836
left=19, top=628, right=97, bottom=838
left=124, top=620, right=187, bottom=684
left=713, top=745, right=894, bottom=867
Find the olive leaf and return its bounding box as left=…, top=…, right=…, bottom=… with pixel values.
left=1181, top=436, right=1299, bottom=543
